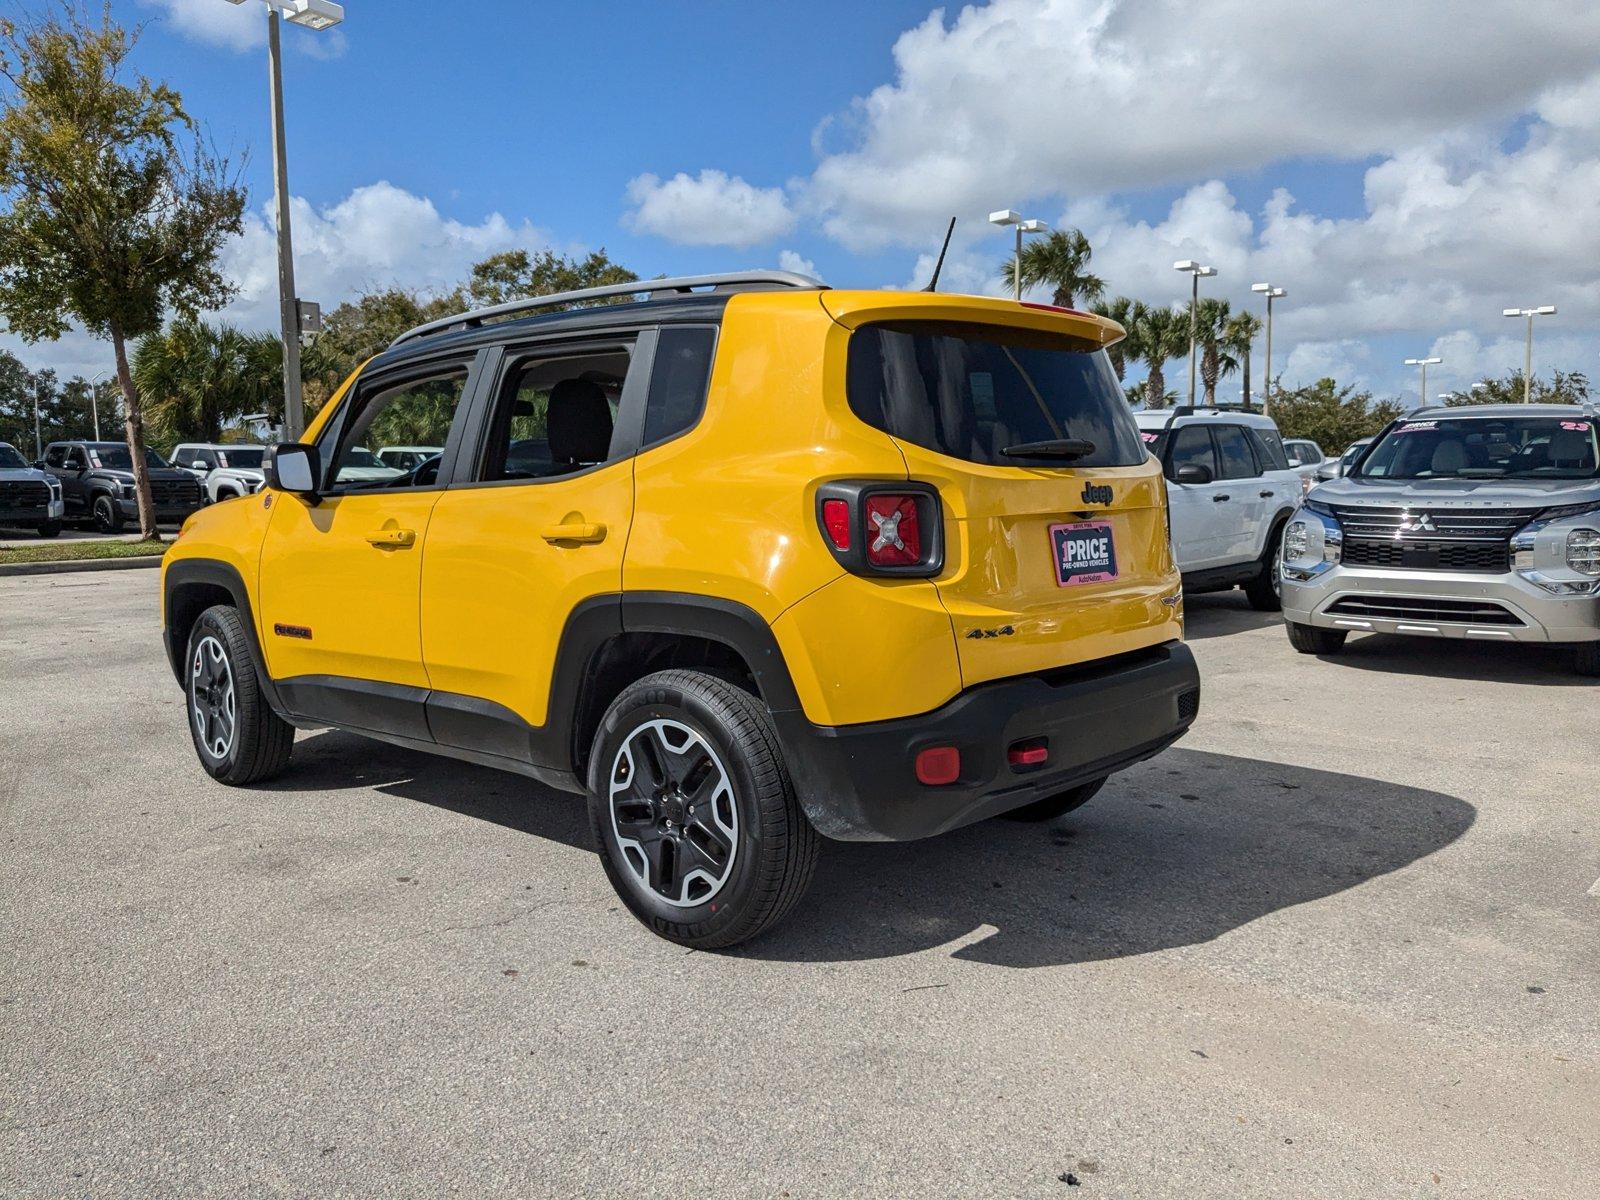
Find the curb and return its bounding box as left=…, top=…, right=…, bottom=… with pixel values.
left=0, top=554, right=164, bottom=578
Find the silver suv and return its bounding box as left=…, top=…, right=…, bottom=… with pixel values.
left=1281, top=404, right=1600, bottom=675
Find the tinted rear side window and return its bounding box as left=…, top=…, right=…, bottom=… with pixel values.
left=643, top=326, right=716, bottom=447
left=1249, top=428, right=1290, bottom=471
left=846, top=321, right=1146, bottom=467
left=1213, top=425, right=1260, bottom=479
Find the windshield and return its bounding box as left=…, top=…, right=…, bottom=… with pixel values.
left=1357, top=416, right=1598, bottom=480
left=847, top=321, right=1147, bottom=467
left=89, top=444, right=167, bottom=470
left=0, top=445, right=26, bottom=469
left=220, top=448, right=264, bottom=469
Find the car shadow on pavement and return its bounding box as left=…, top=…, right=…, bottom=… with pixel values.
left=278, top=734, right=1473, bottom=970
left=746, top=747, right=1474, bottom=968
left=1312, top=633, right=1594, bottom=687
left=1178, top=591, right=1284, bottom=640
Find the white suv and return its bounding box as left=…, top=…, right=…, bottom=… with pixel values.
left=170, top=443, right=269, bottom=504
left=1136, top=408, right=1305, bottom=610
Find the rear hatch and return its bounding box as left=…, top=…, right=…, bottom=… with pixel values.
left=824, top=292, right=1180, bottom=686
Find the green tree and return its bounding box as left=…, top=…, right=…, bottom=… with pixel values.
left=1268, top=377, right=1404, bottom=450
left=1193, top=298, right=1238, bottom=406
left=464, top=248, right=637, bottom=308
left=1444, top=369, right=1589, bottom=406
left=1001, top=228, right=1105, bottom=309
left=1223, top=309, right=1262, bottom=409
left=0, top=4, right=246, bottom=537
left=133, top=318, right=280, bottom=446
left=1090, top=296, right=1142, bottom=381
left=1129, top=305, right=1189, bottom=410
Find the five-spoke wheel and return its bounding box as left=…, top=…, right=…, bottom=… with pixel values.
left=190, top=634, right=237, bottom=763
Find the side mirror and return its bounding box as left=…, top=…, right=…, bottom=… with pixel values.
left=266, top=443, right=320, bottom=500
left=1174, top=463, right=1214, bottom=485
left=189, top=459, right=211, bottom=472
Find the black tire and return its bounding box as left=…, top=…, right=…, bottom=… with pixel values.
left=91, top=492, right=123, bottom=534
left=184, top=605, right=294, bottom=785
left=1003, top=776, right=1107, bottom=822
left=1243, top=520, right=1286, bottom=611
left=587, top=669, right=820, bottom=950
left=1573, top=642, right=1600, bottom=677
left=1286, top=620, right=1347, bottom=655
left=35, top=520, right=61, bottom=538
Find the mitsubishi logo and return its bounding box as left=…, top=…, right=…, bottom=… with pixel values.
left=1398, top=511, right=1437, bottom=535
left=870, top=507, right=906, bottom=553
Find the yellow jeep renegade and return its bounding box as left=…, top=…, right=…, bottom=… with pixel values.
left=162, top=270, right=1200, bottom=948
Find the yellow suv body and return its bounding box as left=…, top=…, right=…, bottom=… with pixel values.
left=162, top=271, right=1199, bottom=947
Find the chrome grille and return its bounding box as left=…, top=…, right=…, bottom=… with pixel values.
left=1331, top=505, right=1538, bottom=574
left=1326, top=595, right=1524, bottom=626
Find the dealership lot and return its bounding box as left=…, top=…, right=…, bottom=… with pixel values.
left=2, top=572, right=1596, bottom=1198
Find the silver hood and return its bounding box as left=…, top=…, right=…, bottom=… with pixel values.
left=1310, top=474, right=1600, bottom=511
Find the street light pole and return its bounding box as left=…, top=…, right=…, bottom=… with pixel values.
left=89, top=369, right=110, bottom=440
left=1404, top=356, right=1442, bottom=408
left=1251, top=282, right=1286, bottom=416
left=1502, top=305, right=1557, bottom=402
left=1174, top=260, right=1216, bottom=406
left=989, top=210, right=1048, bottom=302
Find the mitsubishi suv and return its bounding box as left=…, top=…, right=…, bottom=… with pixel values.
left=161, top=271, right=1201, bottom=947
left=1281, top=404, right=1600, bottom=675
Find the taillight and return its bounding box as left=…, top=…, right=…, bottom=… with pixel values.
left=864, top=494, right=921, bottom=567
left=815, top=481, right=943, bottom=577
left=914, top=745, right=961, bottom=786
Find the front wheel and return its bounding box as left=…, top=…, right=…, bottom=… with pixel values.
left=1003, top=776, right=1107, bottom=822
left=588, top=669, right=820, bottom=950
left=92, top=493, right=123, bottom=534
left=185, top=605, right=295, bottom=785
left=35, top=520, right=61, bottom=538
left=1286, top=620, right=1347, bottom=655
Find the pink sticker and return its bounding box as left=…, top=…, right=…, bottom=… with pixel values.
left=1140, top=430, right=1160, bottom=443
left=1560, top=420, right=1591, bottom=431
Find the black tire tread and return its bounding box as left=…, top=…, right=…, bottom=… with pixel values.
left=190, top=605, right=294, bottom=785
left=1286, top=620, right=1347, bottom=655
left=1572, top=641, right=1600, bottom=677
left=1243, top=520, right=1286, bottom=612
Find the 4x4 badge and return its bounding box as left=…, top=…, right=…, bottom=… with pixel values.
left=1081, top=483, right=1113, bottom=506
left=965, top=625, right=1015, bottom=640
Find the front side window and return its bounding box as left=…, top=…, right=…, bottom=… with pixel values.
left=65, top=447, right=88, bottom=470
left=327, top=366, right=469, bottom=489
left=846, top=321, right=1146, bottom=467
left=44, top=445, right=67, bottom=468
left=478, top=343, right=635, bottom=482
left=1358, top=416, right=1598, bottom=480
left=1213, top=425, right=1260, bottom=480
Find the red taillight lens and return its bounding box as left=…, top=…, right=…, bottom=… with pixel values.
left=864, top=494, right=922, bottom=567
left=1008, top=739, right=1049, bottom=768
left=914, top=745, right=961, bottom=786
left=821, top=498, right=851, bottom=551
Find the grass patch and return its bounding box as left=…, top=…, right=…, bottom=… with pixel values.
left=0, top=537, right=165, bottom=566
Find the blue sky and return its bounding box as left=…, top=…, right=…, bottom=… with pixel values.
left=11, top=1, right=1600, bottom=404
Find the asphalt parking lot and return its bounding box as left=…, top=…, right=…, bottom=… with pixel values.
left=2, top=571, right=1596, bottom=1198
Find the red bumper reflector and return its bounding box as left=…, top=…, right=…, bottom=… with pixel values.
left=1008, top=741, right=1049, bottom=767
left=914, top=745, right=961, bottom=786
left=821, top=497, right=851, bottom=551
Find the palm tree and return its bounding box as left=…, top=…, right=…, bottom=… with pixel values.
left=133, top=319, right=281, bottom=444
left=1130, top=305, right=1189, bottom=410
left=999, top=228, right=1105, bottom=309
left=1224, top=310, right=1263, bottom=409
left=1194, top=298, right=1239, bottom=406
left=1090, top=296, right=1144, bottom=380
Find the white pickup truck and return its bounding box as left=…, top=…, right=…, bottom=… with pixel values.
left=1135, top=408, right=1306, bottom=610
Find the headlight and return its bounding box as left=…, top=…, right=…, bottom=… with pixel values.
left=1568, top=528, right=1600, bottom=576
left=1283, top=520, right=1309, bottom=561
left=120, top=481, right=136, bottom=497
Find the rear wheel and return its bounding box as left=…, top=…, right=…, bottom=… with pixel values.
left=92, top=493, right=123, bottom=534
left=35, top=520, right=61, bottom=538
left=1573, top=641, right=1600, bottom=677
left=1286, top=620, right=1347, bottom=655
left=185, top=605, right=294, bottom=785
left=588, top=669, right=820, bottom=950
left=1003, top=776, right=1107, bottom=821
left=1243, top=522, right=1286, bottom=611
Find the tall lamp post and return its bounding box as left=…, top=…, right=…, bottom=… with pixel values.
left=89, top=369, right=110, bottom=440
left=989, top=210, right=1048, bottom=301
left=1502, top=305, right=1557, bottom=403
left=224, top=0, right=345, bottom=441
left=1404, top=356, right=1442, bottom=407
left=1250, top=282, right=1286, bottom=416
left=1174, top=260, right=1217, bottom=406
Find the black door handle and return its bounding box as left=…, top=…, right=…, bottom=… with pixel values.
left=1259, top=490, right=1274, bottom=498
left=1213, top=494, right=1231, bottom=503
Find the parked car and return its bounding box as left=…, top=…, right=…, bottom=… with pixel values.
left=1135, top=408, right=1304, bottom=610
left=170, top=443, right=269, bottom=504
left=162, top=270, right=1201, bottom=948
left=1281, top=404, right=1600, bottom=675
left=377, top=445, right=443, bottom=473
left=1282, top=437, right=1326, bottom=485
left=39, top=440, right=202, bottom=532
left=0, top=441, right=64, bottom=536
left=1316, top=436, right=1373, bottom=481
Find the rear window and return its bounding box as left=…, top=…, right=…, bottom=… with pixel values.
left=846, top=321, right=1146, bottom=468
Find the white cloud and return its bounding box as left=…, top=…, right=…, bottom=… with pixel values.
left=777, top=249, right=819, bottom=280
left=805, top=0, right=1600, bottom=251
left=623, top=170, right=795, bottom=249
left=141, top=0, right=346, bottom=57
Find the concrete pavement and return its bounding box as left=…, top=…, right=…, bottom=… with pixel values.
left=1, top=572, right=1595, bottom=1197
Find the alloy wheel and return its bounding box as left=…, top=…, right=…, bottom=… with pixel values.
left=190, top=635, right=237, bottom=761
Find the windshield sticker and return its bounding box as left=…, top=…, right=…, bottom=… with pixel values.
left=1560, top=420, right=1591, bottom=432
left=88, top=453, right=102, bottom=467
left=1140, top=430, right=1160, bottom=443
left=1397, top=421, right=1437, bottom=433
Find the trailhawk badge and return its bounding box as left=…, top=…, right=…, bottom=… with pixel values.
left=1050, top=520, right=1118, bottom=587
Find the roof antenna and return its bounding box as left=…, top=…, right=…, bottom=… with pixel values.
left=922, top=218, right=956, bottom=291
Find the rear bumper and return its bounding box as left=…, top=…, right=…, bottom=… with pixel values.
left=776, top=641, right=1200, bottom=842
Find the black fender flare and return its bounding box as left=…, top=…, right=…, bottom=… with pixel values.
left=162, top=558, right=286, bottom=717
